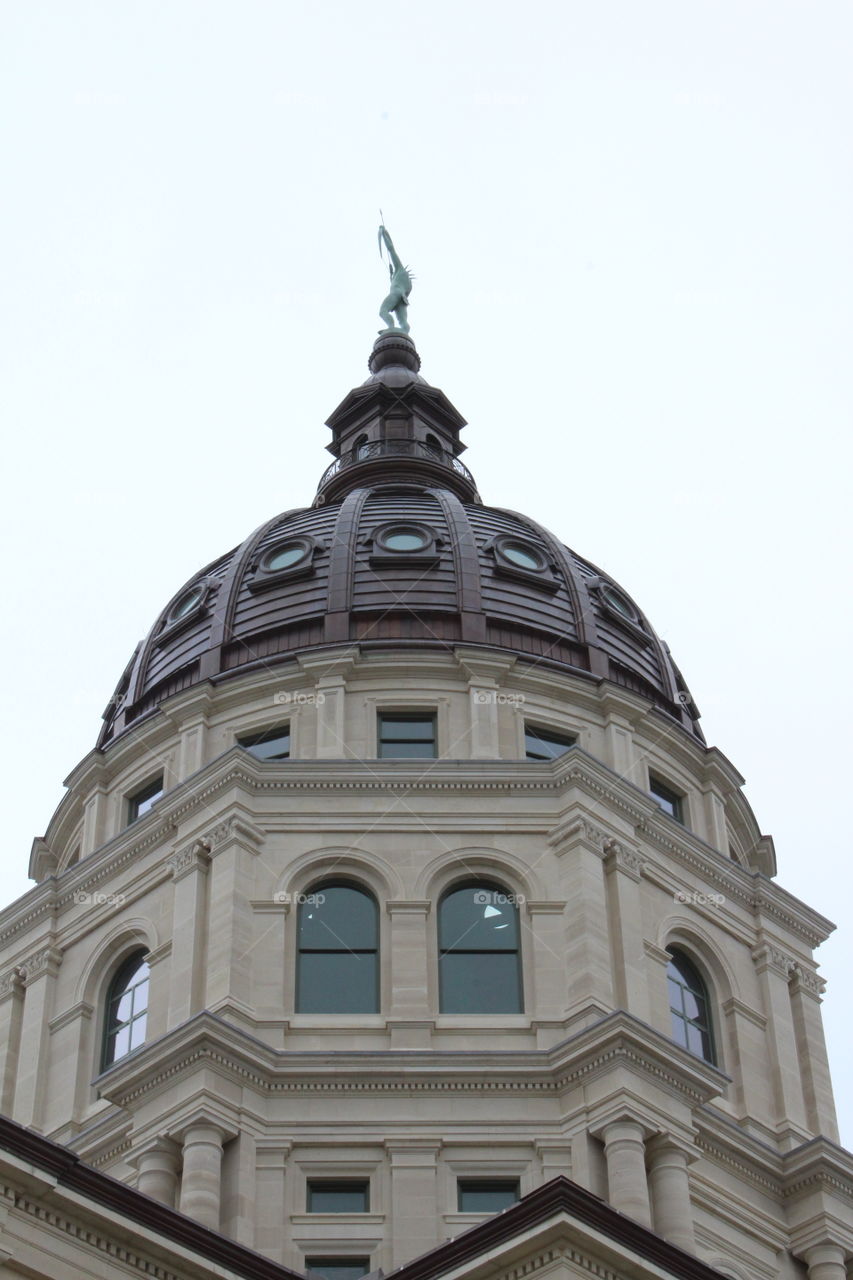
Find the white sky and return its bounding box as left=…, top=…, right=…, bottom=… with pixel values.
left=1, top=1, right=851, bottom=1144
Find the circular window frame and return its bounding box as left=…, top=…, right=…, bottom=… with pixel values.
left=158, top=579, right=214, bottom=641
left=373, top=523, right=434, bottom=555
left=250, top=535, right=319, bottom=591
left=369, top=522, right=439, bottom=566
left=490, top=535, right=557, bottom=591
left=589, top=577, right=650, bottom=645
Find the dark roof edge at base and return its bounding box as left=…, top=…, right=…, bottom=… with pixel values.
left=388, top=1175, right=730, bottom=1280
left=0, top=1113, right=303, bottom=1280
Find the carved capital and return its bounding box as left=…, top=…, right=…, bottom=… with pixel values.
left=167, top=839, right=211, bottom=880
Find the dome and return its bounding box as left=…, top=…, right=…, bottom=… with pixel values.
left=99, top=335, right=702, bottom=748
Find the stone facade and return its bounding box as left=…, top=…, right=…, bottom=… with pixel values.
left=1, top=649, right=851, bottom=1279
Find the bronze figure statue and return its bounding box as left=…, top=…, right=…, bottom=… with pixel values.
left=378, top=224, right=413, bottom=334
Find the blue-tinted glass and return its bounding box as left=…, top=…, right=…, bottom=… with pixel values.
left=458, top=1180, right=520, bottom=1212
left=114, top=991, right=133, bottom=1022
left=297, top=952, right=378, bottom=1013
left=239, top=726, right=291, bottom=760
left=307, top=1181, right=369, bottom=1213
left=110, top=1026, right=130, bottom=1060
left=502, top=543, right=542, bottom=570
left=439, top=887, right=519, bottom=951
left=306, top=1260, right=370, bottom=1280
left=651, top=778, right=682, bottom=821
left=439, top=953, right=522, bottom=1014
left=380, top=717, right=435, bottom=740
left=380, top=740, right=436, bottom=759
left=266, top=544, right=307, bottom=571
left=129, top=1014, right=147, bottom=1048
left=524, top=727, right=576, bottom=760
left=667, top=952, right=714, bottom=1063
left=298, top=886, right=377, bottom=951
left=383, top=531, right=428, bottom=551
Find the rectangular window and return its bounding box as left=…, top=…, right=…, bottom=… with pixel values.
left=306, top=1260, right=371, bottom=1280
left=378, top=713, right=437, bottom=759
left=127, top=776, right=164, bottom=825
left=650, top=775, right=684, bottom=823
left=238, top=724, right=291, bottom=760
left=524, top=724, right=576, bottom=760
left=307, top=1180, right=370, bottom=1213
left=457, top=1178, right=520, bottom=1213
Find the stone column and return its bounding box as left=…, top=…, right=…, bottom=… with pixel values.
left=803, top=1244, right=848, bottom=1280
left=387, top=1141, right=442, bottom=1267
left=13, top=947, right=62, bottom=1130
left=601, top=1120, right=651, bottom=1227
left=0, top=968, right=25, bottom=1115
left=388, top=902, right=431, bottom=1044
left=752, top=944, right=808, bottom=1138
left=549, top=819, right=613, bottom=1025
left=647, top=1137, right=695, bottom=1252
left=167, top=840, right=211, bottom=1025
left=135, top=1138, right=180, bottom=1207
left=789, top=967, right=839, bottom=1141
left=603, top=840, right=649, bottom=1021
left=316, top=675, right=346, bottom=758
left=203, top=816, right=264, bottom=1016
left=179, top=1123, right=227, bottom=1230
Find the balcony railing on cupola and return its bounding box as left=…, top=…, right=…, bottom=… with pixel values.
left=314, top=435, right=480, bottom=505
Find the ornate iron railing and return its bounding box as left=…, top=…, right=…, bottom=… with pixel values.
left=316, top=439, right=475, bottom=492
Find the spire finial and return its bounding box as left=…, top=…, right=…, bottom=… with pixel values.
left=377, top=221, right=413, bottom=334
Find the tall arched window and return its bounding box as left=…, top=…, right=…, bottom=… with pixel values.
left=438, top=882, right=522, bottom=1014
left=296, top=883, right=379, bottom=1013
left=102, top=951, right=149, bottom=1069
left=354, top=435, right=371, bottom=460
left=667, top=948, right=715, bottom=1064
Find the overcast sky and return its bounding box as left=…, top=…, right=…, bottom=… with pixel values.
left=1, top=1, right=851, bottom=1143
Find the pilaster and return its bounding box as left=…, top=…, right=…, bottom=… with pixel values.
left=386, top=1140, right=442, bottom=1267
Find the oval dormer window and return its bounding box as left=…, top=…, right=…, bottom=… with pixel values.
left=264, top=541, right=311, bottom=572
left=377, top=526, right=430, bottom=553
left=169, top=584, right=205, bottom=623
left=500, top=541, right=546, bottom=571
left=600, top=583, right=637, bottom=621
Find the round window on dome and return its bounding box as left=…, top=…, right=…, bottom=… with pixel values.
left=264, top=541, right=311, bottom=572
left=600, top=583, right=637, bottom=621
left=500, top=541, right=546, bottom=571
left=169, top=585, right=205, bottom=623
left=378, top=527, right=430, bottom=552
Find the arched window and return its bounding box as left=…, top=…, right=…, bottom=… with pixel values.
left=424, top=433, right=442, bottom=455
left=438, top=882, right=522, bottom=1014
left=296, top=883, right=379, bottom=1013
left=354, top=435, right=371, bottom=460
left=667, top=948, right=715, bottom=1063
left=102, top=951, right=149, bottom=1069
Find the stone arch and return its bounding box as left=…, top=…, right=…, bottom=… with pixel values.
left=414, top=845, right=544, bottom=904
left=283, top=845, right=403, bottom=904
left=657, top=913, right=742, bottom=1072
left=76, top=917, right=158, bottom=1011
left=657, top=913, right=741, bottom=1007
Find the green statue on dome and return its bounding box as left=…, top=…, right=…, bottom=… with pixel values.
left=377, top=222, right=413, bottom=334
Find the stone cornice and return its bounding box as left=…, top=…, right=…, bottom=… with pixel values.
left=4, top=750, right=832, bottom=955
left=93, top=1009, right=725, bottom=1118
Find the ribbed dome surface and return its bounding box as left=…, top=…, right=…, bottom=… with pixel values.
left=99, top=337, right=702, bottom=746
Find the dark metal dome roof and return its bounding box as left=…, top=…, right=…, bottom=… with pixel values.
left=99, top=337, right=702, bottom=747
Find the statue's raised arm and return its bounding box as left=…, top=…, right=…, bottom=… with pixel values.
left=378, top=222, right=413, bottom=335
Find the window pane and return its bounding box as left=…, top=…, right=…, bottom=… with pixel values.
left=110, top=1026, right=130, bottom=1061
left=524, top=727, right=576, bottom=760
left=439, top=887, right=519, bottom=951
left=458, top=1180, right=520, bottom=1212
left=380, top=717, right=435, bottom=740
left=297, top=952, right=378, bottom=1013
left=379, top=739, right=436, bottom=759
left=439, top=952, right=522, bottom=1013
left=306, top=1260, right=370, bottom=1280
left=308, top=1181, right=369, bottom=1213
left=129, top=1013, right=147, bottom=1049
left=298, top=886, right=377, bottom=951
left=239, top=726, right=291, bottom=760
left=113, top=991, right=134, bottom=1022
left=670, top=1013, right=689, bottom=1049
